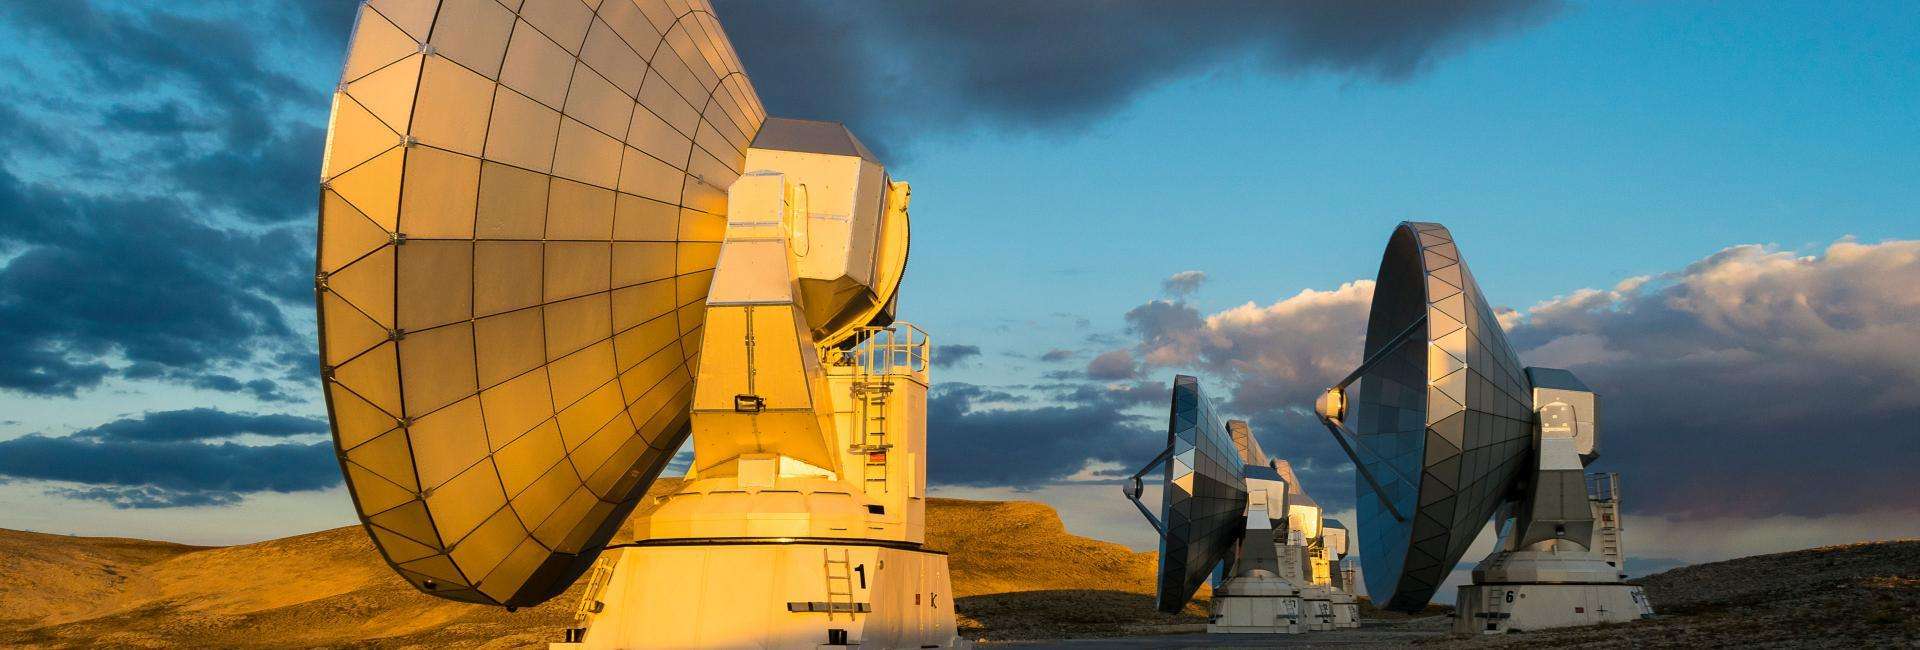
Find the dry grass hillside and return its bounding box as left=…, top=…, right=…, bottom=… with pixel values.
left=923, top=498, right=1157, bottom=597
left=10, top=490, right=1909, bottom=647
left=0, top=490, right=1179, bottom=648
left=0, top=530, right=208, bottom=628
left=921, top=499, right=1209, bottom=640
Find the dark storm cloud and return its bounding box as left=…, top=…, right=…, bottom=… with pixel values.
left=0, top=2, right=343, bottom=399
left=713, top=0, right=1562, bottom=156
left=1097, top=240, right=1920, bottom=519
left=926, top=381, right=1165, bottom=487
left=0, top=1, right=336, bottom=225
left=0, top=167, right=308, bottom=397
left=932, top=344, right=983, bottom=368
left=46, top=485, right=247, bottom=509
left=0, top=415, right=338, bottom=509
left=1504, top=241, right=1920, bottom=519
left=939, top=382, right=1030, bottom=405
left=1051, top=379, right=1169, bottom=408
left=71, top=408, right=327, bottom=443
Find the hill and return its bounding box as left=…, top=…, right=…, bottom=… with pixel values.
left=6, top=493, right=1912, bottom=647
left=0, top=489, right=1172, bottom=648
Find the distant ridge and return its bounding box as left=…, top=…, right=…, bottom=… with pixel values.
left=0, top=488, right=1166, bottom=648
left=4, top=498, right=1912, bottom=647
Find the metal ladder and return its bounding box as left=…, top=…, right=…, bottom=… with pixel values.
left=1587, top=473, right=1625, bottom=571
left=565, top=551, right=620, bottom=642
left=823, top=548, right=857, bottom=621
left=852, top=370, right=893, bottom=493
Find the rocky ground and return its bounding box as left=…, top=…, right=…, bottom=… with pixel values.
left=1, top=494, right=1914, bottom=648
left=1418, top=539, right=1920, bottom=649
left=968, top=540, right=1920, bottom=647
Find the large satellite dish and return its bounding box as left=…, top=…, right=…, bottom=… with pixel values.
left=1314, top=222, right=1539, bottom=609
left=316, top=0, right=764, bottom=607
left=1315, top=222, right=1655, bottom=631
left=1147, top=375, right=1248, bottom=613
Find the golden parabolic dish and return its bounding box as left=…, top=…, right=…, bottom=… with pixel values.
left=314, top=0, right=764, bottom=607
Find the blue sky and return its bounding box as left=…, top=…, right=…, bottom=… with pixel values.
left=901, top=0, right=1918, bottom=353
left=1, top=1, right=1917, bottom=594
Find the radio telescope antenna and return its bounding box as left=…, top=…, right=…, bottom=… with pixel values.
left=318, top=2, right=958, bottom=646
left=1313, top=222, right=1654, bottom=633
left=1122, top=376, right=1360, bottom=633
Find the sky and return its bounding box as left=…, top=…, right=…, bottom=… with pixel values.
left=1, top=0, right=1917, bottom=603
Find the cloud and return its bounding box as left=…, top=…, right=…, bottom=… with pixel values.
left=926, top=381, right=1165, bottom=488
left=0, top=167, right=310, bottom=397
left=0, top=427, right=338, bottom=509
left=0, top=409, right=333, bottom=509
left=938, top=383, right=1033, bottom=407
left=932, top=344, right=984, bottom=368
left=1127, top=282, right=1373, bottom=412
left=1095, top=239, right=1920, bottom=521
left=1085, top=349, right=1140, bottom=380
left=1505, top=240, right=1920, bottom=518
left=1050, top=379, right=1169, bottom=408
left=0, top=1, right=342, bottom=400
left=0, top=1, right=333, bottom=225
left=70, top=408, right=326, bottom=443
left=1161, top=270, right=1208, bottom=297
left=46, top=485, right=246, bottom=509
left=712, top=0, right=1562, bottom=156
left=1039, top=349, right=1079, bottom=363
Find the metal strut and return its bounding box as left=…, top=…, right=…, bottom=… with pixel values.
left=1317, top=418, right=1406, bottom=522
left=1332, top=314, right=1428, bottom=392
left=1314, top=313, right=1427, bottom=524
left=1123, top=444, right=1176, bottom=535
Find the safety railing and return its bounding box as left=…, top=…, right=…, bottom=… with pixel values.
left=1586, top=472, right=1619, bottom=502
left=845, top=324, right=930, bottom=379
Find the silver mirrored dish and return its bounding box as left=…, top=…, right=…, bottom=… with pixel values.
left=1154, top=375, right=1249, bottom=612
left=1351, top=222, right=1534, bottom=610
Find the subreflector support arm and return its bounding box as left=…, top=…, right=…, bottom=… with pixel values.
left=1311, top=314, right=1428, bottom=523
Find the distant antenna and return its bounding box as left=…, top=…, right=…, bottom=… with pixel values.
left=1125, top=376, right=1359, bottom=633
left=1314, top=222, right=1655, bottom=633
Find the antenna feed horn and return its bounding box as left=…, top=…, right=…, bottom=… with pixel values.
left=1315, top=388, right=1346, bottom=422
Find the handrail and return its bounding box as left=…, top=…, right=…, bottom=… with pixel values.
left=841, top=323, right=930, bottom=377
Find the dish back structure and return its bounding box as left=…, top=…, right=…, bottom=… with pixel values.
left=1352, top=222, right=1535, bottom=610
left=315, top=0, right=764, bottom=607
left=1153, top=375, right=1250, bottom=613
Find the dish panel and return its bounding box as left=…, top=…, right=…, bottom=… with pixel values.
left=317, top=0, right=765, bottom=607
left=1352, top=222, right=1535, bottom=610
left=1154, top=375, right=1249, bottom=612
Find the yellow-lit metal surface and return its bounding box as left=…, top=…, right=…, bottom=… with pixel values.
left=316, top=0, right=764, bottom=607
left=658, top=131, right=926, bottom=542
left=566, top=120, right=960, bottom=647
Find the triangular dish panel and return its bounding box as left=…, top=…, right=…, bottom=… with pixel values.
left=1351, top=222, right=1536, bottom=611
left=318, top=0, right=766, bottom=608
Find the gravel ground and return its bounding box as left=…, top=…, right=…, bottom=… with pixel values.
left=973, top=540, right=1920, bottom=648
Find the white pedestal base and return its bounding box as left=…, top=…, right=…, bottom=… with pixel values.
left=1330, top=591, right=1360, bottom=629
left=1454, top=582, right=1653, bottom=634
left=554, top=541, right=966, bottom=649
left=1207, top=573, right=1303, bottom=634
